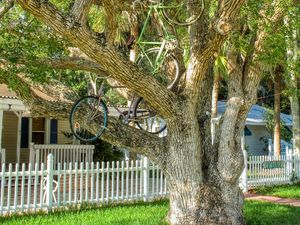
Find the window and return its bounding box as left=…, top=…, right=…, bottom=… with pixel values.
left=20, top=117, right=58, bottom=147
left=32, top=118, right=45, bottom=144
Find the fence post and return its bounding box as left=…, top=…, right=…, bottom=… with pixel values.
left=241, top=150, right=248, bottom=192
left=143, top=157, right=149, bottom=202
left=46, top=154, right=54, bottom=212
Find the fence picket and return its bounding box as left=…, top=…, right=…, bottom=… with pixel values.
left=106, top=161, right=110, bottom=203
left=111, top=161, right=115, bottom=201
left=91, top=162, right=94, bottom=203
left=13, top=164, right=19, bottom=213
left=116, top=161, right=119, bottom=202
left=101, top=162, right=104, bottom=203
left=96, top=162, right=99, bottom=204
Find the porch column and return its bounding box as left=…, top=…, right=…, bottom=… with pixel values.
left=0, top=109, right=3, bottom=150
left=16, top=111, right=22, bottom=164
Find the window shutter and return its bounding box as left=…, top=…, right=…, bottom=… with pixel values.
left=21, top=117, right=29, bottom=148
left=50, top=119, right=58, bottom=144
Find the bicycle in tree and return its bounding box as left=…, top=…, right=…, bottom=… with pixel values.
left=70, top=77, right=167, bottom=141
left=69, top=0, right=204, bottom=141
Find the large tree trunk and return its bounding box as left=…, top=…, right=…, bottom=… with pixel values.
left=273, top=66, right=283, bottom=156
left=165, top=114, right=245, bottom=225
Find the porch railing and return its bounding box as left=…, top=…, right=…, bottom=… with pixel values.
left=29, top=143, right=94, bottom=168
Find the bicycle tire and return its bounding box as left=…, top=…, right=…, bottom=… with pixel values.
left=70, top=96, right=108, bottom=142
left=136, top=47, right=180, bottom=90
left=160, top=0, right=204, bottom=26
left=133, top=97, right=167, bottom=134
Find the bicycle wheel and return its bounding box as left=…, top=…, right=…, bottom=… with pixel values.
left=136, top=47, right=179, bottom=89
left=70, top=96, right=108, bottom=142
left=133, top=97, right=167, bottom=134
left=161, top=0, right=204, bottom=26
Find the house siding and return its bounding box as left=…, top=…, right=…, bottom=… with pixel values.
left=57, top=120, right=73, bottom=144
left=2, top=111, right=18, bottom=163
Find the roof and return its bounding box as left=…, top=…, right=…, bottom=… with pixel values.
left=0, top=84, right=18, bottom=99
left=217, top=101, right=293, bottom=126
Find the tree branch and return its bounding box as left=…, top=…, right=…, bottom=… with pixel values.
left=0, top=67, right=166, bottom=161
left=70, top=0, right=93, bottom=25
left=185, top=0, right=246, bottom=102
left=0, top=0, right=14, bottom=20
left=16, top=0, right=179, bottom=118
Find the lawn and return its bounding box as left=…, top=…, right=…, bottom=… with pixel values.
left=253, top=182, right=300, bottom=199
left=1, top=200, right=300, bottom=225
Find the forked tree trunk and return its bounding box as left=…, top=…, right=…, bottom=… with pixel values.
left=164, top=116, right=245, bottom=225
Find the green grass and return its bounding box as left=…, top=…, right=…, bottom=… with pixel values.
left=244, top=200, right=300, bottom=225
left=0, top=201, right=169, bottom=225
left=253, top=182, right=300, bottom=199
left=1, top=200, right=300, bottom=225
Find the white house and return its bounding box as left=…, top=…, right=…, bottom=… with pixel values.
left=216, top=101, right=293, bottom=156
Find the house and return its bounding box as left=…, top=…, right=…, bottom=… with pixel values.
left=0, top=84, right=78, bottom=164
left=0, top=84, right=130, bottom=164
left=216, top=101, right=293, bottom=156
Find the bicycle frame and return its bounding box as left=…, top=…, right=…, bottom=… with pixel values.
left=96, top=79, right=137, bottom=124
left=136, top=4, right=176, bottom=72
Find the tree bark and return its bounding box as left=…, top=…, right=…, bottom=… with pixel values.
left=273, top=66, right=283, bottom=156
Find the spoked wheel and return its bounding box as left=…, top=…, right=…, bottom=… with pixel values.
left=161, top=0, right=204, bottom=26
left=133, top=97, right=166, bottom=134
left=70, top=96, right=108, bottom=142
left=136, top=47, right=180, bottom=89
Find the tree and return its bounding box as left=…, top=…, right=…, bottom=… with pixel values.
left=273, top=65, right=283, bottom=156
left=0, top=0, right=295, bottom=224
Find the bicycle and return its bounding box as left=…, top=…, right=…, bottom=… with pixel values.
left=70, top=1, right=205, bottom=141
left=69, top=78, right=166, bottom=142
left=130, top=0, right=205, bottom=89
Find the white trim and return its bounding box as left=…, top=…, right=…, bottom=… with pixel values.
left=45, top=118, right=50, bottom=144
left=14, top=111, right=22, bottom=164
left=0, top=99, right=25, bottom=111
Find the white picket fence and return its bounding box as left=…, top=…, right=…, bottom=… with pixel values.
left=1, top=153, right=300, bottom=215
left=240, top=152, right=300, bottom=191
left=0, top=156, right=166, bottom=215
